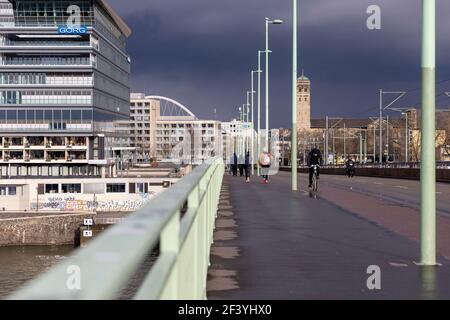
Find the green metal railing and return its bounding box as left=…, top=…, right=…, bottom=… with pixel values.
left=9, top=157, right=225, bottom=300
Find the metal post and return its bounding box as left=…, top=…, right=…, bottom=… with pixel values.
left=343, top=123, right=346, bottom=161
left=242, top=104, right=246, bottom=156
left=333, top=129, right=335, bottom=164
left=379, top=89, right=383, bottom=164
left=406, top=114, right=409, bottom=163
left=246, top=92, right=251, bottom=152
left=291, top=0, right=298, bottom=191
left=251, top=71, right=256, bottom=175
left=373, top=125, right=376, bottom=162
left=360, top=128, right=363, bottom=163
left=364, top=130, right=367, bottom=163
left=325, top=116, right=329, bottom=166
left=257, top=50, right=263, bottom=176
left=386, top=115, right=389, bottom=161
left=265, top=19, right=270, bottom=151
left=420, top=0, right=436, bottom=266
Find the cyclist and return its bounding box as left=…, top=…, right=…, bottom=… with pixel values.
left=307, top=147, right=323, bottom=188
left=346, top=157, right=355, bottom=178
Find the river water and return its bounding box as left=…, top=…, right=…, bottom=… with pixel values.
left=0, top=245, right=74, bottom=299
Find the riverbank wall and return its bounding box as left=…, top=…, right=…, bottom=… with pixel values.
left=0, top=213, right=96, bottom=246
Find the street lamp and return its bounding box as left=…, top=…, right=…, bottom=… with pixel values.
left=251, top=71, right=257, bottom=175
left=265, top=17, right=284, bottom=151
left=238, top=107, right=242, bottom=157
left=420, top=0, right=436, bottom=266
left=257, top=50, right=265, bottom=176
left=291, top=0, right=298, bottom=191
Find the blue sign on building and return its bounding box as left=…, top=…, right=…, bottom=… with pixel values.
left=57, top=25, right=87, bottom=35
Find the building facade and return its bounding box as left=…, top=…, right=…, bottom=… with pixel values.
left=129, top=93, right=160, bottom=161
left=128, top=94, right=222, bottom=164
left=0, top=0, right=131, bottom=179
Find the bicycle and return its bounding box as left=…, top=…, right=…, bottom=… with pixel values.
left=310, top=165, right=319, bottom=192
left=346, top=166, right=355, bottom=178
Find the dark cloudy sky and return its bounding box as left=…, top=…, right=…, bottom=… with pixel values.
left=108, top=0, right=450, bottom=128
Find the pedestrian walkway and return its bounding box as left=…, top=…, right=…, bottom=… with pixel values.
left=207, top=173, right=450, bottom=300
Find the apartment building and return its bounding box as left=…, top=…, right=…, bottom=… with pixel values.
left=129, top=94, right=222, bottom=164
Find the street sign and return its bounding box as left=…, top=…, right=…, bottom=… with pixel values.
left=83, top=230, right=93, bottom=238
left=84, top=218, right=93, bottom=226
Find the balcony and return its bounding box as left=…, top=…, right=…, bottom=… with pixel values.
left=0, top=40, right=91, bottom=47
left=3, top=56, right=92, bottom=66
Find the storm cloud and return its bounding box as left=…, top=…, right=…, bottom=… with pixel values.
left=108, top=0, right=450, bottom=127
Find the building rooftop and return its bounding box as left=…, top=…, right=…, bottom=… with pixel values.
left=97, top=0, right=132, bottom=38
left=297, top=70, right=310, bottom=81
left=298, top=75, right=310, bottom=81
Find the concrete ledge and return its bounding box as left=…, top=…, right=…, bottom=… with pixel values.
left=280, top=167, right=450, bottom=183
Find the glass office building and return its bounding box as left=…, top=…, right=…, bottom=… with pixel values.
left=0, top=0, right=131, bottom=178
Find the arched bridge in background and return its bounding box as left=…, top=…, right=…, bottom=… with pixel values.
left=146, top=95, right=198, bottom=119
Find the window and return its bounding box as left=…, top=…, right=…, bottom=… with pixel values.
left=136, top=183, right=145, bottom=193
left=8, top=186, right=16, bottom=196
left=62, top=184, right=81, bottom=194
left=106, top=183, right=126, bottom=193
left=45, top=184, right=59, bottom=194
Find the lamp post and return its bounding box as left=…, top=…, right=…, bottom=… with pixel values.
left=257, top=50, right=264, bottom=176
left=242, top=104, right=246, bottom=157
left=251, top=71, right=257, bottom=175
left=420, top=0, right=436, bottom=266
left=291, top=0, right=298, bottom=191
left=402, top=112, right=409, bottom=163
left=238, top=107, right=242, bottom=157
left=265, top=17, right=283, bottom=151
left=246, top=92, right=250, bottom=153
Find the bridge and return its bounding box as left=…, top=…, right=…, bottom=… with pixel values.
left=8, top=159, right=450, bottom=299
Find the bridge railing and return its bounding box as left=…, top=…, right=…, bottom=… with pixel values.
left=9, top=157, right=225, bottom=300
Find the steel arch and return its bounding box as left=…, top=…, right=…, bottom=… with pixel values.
left=146, top=96, right=198, bottom=119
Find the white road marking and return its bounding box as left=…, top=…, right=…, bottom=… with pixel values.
left=436, top=192, right=443, bottom=195
left=389, top=262, right=409, bottom=267
left=374, top=182, right=384, bottom=185
left=394, top=186, right=408, bottom=190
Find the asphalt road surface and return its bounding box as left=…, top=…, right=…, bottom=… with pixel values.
left=207, top=172, right=450, bottom=300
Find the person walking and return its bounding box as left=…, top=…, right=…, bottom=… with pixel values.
left=238, top=153, right=245, bottom=177
left=232, top=152, right=238, bottom=176
left=244, top=151, right=251, bottom=183
left=259, top=151, right=272, bottom=184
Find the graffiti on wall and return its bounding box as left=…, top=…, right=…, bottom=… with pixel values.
left=31, top=192, right=156, bottom=212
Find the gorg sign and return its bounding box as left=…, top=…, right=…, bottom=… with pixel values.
left=57, top=5, right=87, bottom=35
left=58, top=25, right=87, bottom=35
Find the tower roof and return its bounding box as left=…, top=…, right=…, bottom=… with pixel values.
left=298, top=75, right=310, bottom=81
left=297, top=70, right=310, bottom=81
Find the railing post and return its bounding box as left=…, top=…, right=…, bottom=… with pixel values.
left=159, top=210, right=180, bottom=299
left=187, top=185, right=201, bottom=298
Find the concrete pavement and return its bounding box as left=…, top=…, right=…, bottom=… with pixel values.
left=207, top=172, right=450, bottom=300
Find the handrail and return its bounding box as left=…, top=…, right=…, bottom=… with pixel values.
left=9, top=157, right=225, bottom=300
